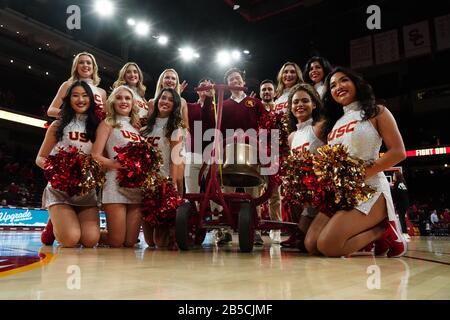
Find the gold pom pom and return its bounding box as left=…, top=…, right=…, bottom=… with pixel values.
left=313, top=144, right=375, bottom=212
left=79, top=155, right=105, bottom=196
left=281, top=149, right=317, bottom=207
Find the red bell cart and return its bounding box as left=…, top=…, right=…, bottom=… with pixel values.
left=175, top=84, right=297, bottom=252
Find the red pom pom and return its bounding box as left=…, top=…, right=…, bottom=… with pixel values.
left=258, top=111, right=289, bottom=153
left=44, top=146, right=85, bottom=196
left=281, top=150, right=322, bottom=208
left=142, top=178, right=183, bottom=227
left=95, top=106, right=106, bottom=121
left=114, top=141, right=159, bottom=189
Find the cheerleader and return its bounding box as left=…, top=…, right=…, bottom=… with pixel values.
left=285, top=83, right=326, bottom=250
left=302, top=56, right=333, bottom=99
left=304, top=67, right=407, bottom=257
left=91, top=86, right=143, bottom=248
left=112, top=62, right=148, bottom=122
left=273, top=62, right=304, bottom=114
left=36, top=81, right=100, bottom=248
left=147, top=69, right=188, bottom=129
left=41, top=52, right=107, bottom=245
left=47, top=52, right=106, bottom=118
left=148, top=69, right=188, bottom=199
left=272, top=62, right=304, bottom=227
left=141, top=88, right=184, bottom=248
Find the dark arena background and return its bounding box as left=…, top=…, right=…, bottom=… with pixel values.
left=0, top=0, right=449, bottom=305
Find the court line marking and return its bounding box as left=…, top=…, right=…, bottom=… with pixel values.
left=407, top=249, right=450, bottom=256
left=403, top=255, right=450, bottom=266
left=0, top=252, right=55, bottom=278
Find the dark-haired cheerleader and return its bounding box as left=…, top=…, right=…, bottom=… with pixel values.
left=37, top=81, right=100, bottom=248
left=304, top=67, right=407, bottom=257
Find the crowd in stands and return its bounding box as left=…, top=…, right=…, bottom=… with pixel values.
left=0, top=143, right=46, bottom=208
left=0, top=84, right=52, bottom=118
left=407, top=202, right=450, bottom=236
left=0, top=87, right=16, bottom=108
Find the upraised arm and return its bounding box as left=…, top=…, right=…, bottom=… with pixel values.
left=47, top=81, right=71, bottom=118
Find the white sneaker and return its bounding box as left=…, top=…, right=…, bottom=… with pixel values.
left=202, top=231, right=216, bottom=246
left=269, top=230, right=281, bottom=244
left=254, top=231, right=264, bottom=246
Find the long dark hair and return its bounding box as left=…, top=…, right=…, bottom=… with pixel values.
left=303, top=56, right=333, bottom=85
left=287, top=83, right=323, bottom=133
left=142, top=88, right=182, bottom=139
left=56, top=80, right=99, bottom=142
left=320, top=67, right=379, bottom=142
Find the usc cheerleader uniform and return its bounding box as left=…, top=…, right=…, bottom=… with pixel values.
left=327, top=101, right=400, bottom=230
left=290, top=118, right=324, bottom=218
left=314, top=82, right=325, bottom=99
left=125, top=85, right=148, bottom=119
left=84, top=79, right=104, bottom=112
left=142, top=117, right=171, bottom=178
left=42, top=114, right=97, bottom=207
left=102, top=116, right=143, bottom=204
left=274, top=89, right=290, bottom=114
left=291, top=119, right=323, bottom=154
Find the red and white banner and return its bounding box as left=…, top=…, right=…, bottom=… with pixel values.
left=374, top=29, right=400, bottom=65
left=405, top=146, right=450, bottom=157
left=435, top=14, right=450, bottom=51
left=403, top=21, right=431, bottom=57
left=350, top=36, right=373, bottom=69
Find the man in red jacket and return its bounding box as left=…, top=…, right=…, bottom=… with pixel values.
left=203, top=68, right=268, bottom=245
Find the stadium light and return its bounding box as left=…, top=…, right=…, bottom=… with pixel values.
left=216, top=49, right=242, bottom=67
left=135, top=22, right=150, bottom=36
left=231, top=50, right=241, bottom=60
left=94, top=0, right=115, bottom=17
left=127, top=18, right=136, bottom=26
left=0, top=110, right=47, bottom=128
left=179, top=47, right=199, bottom=61
left=217, top=50, right=232, bottom=66
left=157, top=35, right=168, bottom=45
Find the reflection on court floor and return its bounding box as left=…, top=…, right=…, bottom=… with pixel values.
left=0, top=231, right=449, bottom=299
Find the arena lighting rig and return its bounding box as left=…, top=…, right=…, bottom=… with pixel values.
left=0, top=109, right=47, bottom=128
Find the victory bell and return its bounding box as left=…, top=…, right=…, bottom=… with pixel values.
left=221, top=143, right=264, bottom=188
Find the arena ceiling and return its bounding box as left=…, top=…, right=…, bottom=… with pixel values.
left=1, top=0, right=449, bottom=97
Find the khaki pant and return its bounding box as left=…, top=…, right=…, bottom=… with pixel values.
left=267, top=186, right=282, bottom=222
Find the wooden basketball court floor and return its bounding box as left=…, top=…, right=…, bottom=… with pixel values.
left=1, top=231, right=449, bottom=300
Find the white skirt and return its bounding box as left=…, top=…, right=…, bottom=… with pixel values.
left=101, top=170, right=142, bottom=204
left=42, top=184, right=97, bottom=208
left=355, top=172, right=399, bottom=229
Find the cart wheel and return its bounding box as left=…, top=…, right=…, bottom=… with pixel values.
left=175, top=202, right=193, bottom=250
left=175, top=202, right=205, bottom=250
left=194, top=227, right=207, bottom=246
left=238, top=202, right=255, bottom=253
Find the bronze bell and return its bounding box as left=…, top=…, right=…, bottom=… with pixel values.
left=221, top=143, right=264, bottom=188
